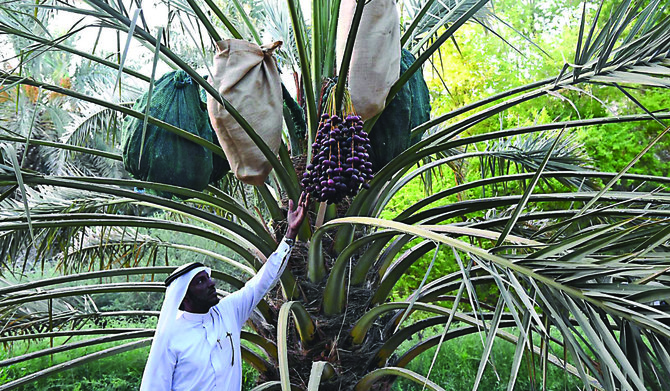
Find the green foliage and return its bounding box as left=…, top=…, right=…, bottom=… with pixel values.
left=3, top=0, right=670, bottom=390
left=391, top=329, right=584, bottom=391
left=0, top=319, right=146, bottom=390
left=577, top=89, right=670, bottom=178
left=94, top=291, right=163, bottom=313
left=0, top=330, right=259, bottom=390
left=385, top=0, right=670, bottom=306
left=428, top=0, right=670, bottom=180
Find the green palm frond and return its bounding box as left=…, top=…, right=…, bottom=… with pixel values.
left=262, top=0, right=301, bottom=72
left=401, top=0, right=494, bottom=50
left=59, top=106, right=123, bottom=158
left=327, top=217, right=670, bottom=389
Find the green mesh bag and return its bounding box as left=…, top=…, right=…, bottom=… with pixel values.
left=122, top=71, right=229, bottom=196
left=368, top=49, right=431, bottom=172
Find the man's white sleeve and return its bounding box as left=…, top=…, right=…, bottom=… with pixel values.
left=140, top=340, right=176, bottom=390
left=225, top=238, right=292, bottom=329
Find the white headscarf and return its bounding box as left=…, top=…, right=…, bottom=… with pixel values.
left=140, top=263, right=210, bottom=390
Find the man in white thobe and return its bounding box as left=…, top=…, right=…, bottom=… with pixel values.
left=140, top=193, right=309, bottom=390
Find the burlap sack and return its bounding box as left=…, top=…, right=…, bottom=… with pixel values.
left=207, top=39, right=283, bottom=186
left=337, top=0, right=401, bottom=120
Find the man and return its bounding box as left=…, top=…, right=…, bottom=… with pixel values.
left=141, top=193, right=309, bottom=390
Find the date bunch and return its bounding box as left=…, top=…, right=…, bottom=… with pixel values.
left=301, top=113, right=373, bottom=204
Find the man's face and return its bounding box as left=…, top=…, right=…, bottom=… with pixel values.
left=182, top=270, right=219, bottom=313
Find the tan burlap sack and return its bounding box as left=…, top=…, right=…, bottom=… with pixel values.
left=207, top=39, right=283, bottom=186
left=337, top=0, right=401, bottom=120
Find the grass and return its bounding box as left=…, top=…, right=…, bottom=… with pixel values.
left=0, top=330, right=146, bottom=391
left=391, top=326, right=585, bottom=391
left=0, top=317, right=258, bottom=390
left=1, top=341, right=259, bottom=390
left=2, top=322, right=586, bottom=390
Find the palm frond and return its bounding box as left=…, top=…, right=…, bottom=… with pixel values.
left=262, top=0, right=301, bottom=72
left=329, top=217, right=670, bottom=389
left=58, top=106, right=123, bottom=162
left=401, top=0, right=494, bottom=48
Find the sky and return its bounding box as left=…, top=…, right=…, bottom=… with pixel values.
left=50, top=0, right=177, bottom=79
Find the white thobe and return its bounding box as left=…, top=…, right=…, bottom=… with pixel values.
left=143, top=239, right=292, bottom=391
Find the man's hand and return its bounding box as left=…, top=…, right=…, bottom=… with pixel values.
left=286, top=192, right=309, bottom=240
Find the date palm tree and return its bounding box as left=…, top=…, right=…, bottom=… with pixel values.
left=1, top=0, right=670, bottom=390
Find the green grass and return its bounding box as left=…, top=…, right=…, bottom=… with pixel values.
left=0, top=318, right=259, bottom=390
left=1, top=342, right=259, bottom=390
left=1, top=320, right=586, bottom=391
left=391, top=328, right=585, bottom=391
left=4, top=329, right=584, bottom=391
left=0, top=333, right=146, bottom=391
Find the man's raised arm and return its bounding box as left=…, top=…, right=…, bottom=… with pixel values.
left=224, top=193, right=309, bottom=328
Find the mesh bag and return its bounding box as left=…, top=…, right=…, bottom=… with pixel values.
left=122, top=70, right=229, bottom=196
left=368, top=49, right=431, bottom=171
